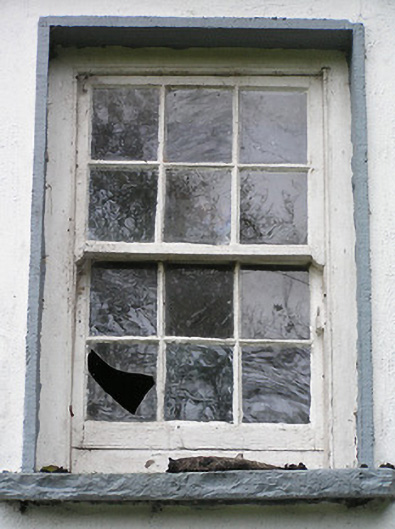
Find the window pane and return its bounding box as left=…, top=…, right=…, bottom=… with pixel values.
left=90, top=263, right=157, bottom=336
left=164, top=167, right=231, bottom=244
left=89, top=168, right=158, bottom=242
left=240, top=90, right=307, bottom=163
left=165, top=265, right=233, bottom=338
left=242, top=345, right=310, bottom=424
left=165, top=344, right=233, bottom=422
left=241, top=268, right=310, bottom=339
left=91, top=87, right=159, bottom=161
left=240, top=170, right=307, bottom=244
left=165, top=88, right=232, bottom=162
left=87, top=343, right=157, bottom=422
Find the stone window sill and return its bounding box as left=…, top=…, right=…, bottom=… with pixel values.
left=0, top=469, right=394, bottom=504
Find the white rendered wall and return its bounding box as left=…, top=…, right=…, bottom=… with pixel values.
left=1, top=0, right=395, bottom=525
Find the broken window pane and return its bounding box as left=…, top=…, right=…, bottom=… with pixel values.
left=241, top=267, right=310, bottom=339
left=165, top=265, right=233, bottom=338
left=165, top=344, right=233, bottom=422
left=240, top=170, right=307, bottom=244
left=87, top=343, right=157, bottom=422
left=90, top=262, right=157, bottom=336
left=242, top=345, right=310, bottom=423
left=240, top=90, right=307, bottom=164
left=164, top=167, right=231, bottom=244
left=165, top=88, right=233, bottom=162
left=88, top=168, right=158, bottom=242
left=91, top=87, right=159, bottom=161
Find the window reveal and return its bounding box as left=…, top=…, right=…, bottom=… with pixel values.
left=81, top=79, right=316, bottom=428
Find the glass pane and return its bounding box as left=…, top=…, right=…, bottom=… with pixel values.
left=165, top=265, right=233, bottom=338
left=241, top=268, right=309, bottom=339
left=165, top=88, right=232, bottom=162
left=87, top=343, right=157, bottom=421
left=164, top=167, right=231, bottom=244
left=165, top=344, right=233, bottom=422
left=240, top=90, right=307, bottom=163
left=89, top=168, right=158, bottom=242
left=91, top=87, right=159, bottom=161
left=240, top=170, right=307, bottom=244
left=242, top=345, right=310, bottom=423
left=90, top=263, right=157, bottom=336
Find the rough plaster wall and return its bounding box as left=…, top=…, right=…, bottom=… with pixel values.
left=364, top=1, right=395, bottom=466
left=1, top=0, right=395, bottom=525
left=2, top=502, right=395, bottom=529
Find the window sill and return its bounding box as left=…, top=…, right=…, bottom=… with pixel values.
left=0, top=469, right=394, bottom=504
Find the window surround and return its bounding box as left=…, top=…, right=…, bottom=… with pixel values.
left=66, top=66, right=327, bottom=470
left=3, top=15, right=389, bottom=504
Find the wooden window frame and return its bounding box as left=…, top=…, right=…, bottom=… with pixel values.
left=36, top=46, right=357, bottom=473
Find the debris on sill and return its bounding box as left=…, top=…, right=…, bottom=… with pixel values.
left=39, top=465, right=69, bottom=473
left=167, top=455, right=307, bottom=473
left=360, top=463, right=395, bottom=470
left=379, top=463, right=395, bottom=469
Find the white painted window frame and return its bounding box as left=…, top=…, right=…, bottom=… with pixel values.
left=37, top=48, right=357, bottom=474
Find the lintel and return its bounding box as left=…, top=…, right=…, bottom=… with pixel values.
left=44, top=17, right=356, bottom=52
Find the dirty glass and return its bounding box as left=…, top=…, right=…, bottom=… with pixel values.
left=90, top=262, right=157, bottom=336
left=165, top=88, right=233, bottom=162
left=242, top=345, right=310, bottom=423
left=241, top=268, right=310, bottom=339
left=87, top=342, right=157, bottom=421
left=91, top=87, right=159, bottom=161
left=165, top=344, right=233, bottom=422
left=88, top=168, right=158, bottom=242
left=239, top=90, right=307, bottom=164
left=165, top=265, right=233, bottom=338
left=164, top=167, right=231, bottom=244
left=240, top=170, right=307, bottom=244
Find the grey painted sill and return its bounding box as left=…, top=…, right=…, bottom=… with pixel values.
left=0, top=469, right=394, bottom=504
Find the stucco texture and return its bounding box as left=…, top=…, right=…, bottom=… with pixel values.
left=1, top=0, right=395, bottom=525
left=2, top=502, right=395, bottom=528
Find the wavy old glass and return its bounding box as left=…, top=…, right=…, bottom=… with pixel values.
left=239, top=90, right=307, bottom=164
left=87, top=342, right=158, bottom=422
left=165, top=265, right=233, bottom=338
left=89, top=263, right=157, bottom=337
left=164, top=167, right=231, bottom=244
left=165, top=88, right=233, bottom=162
left=240, top=170, right=307, bottom=244
left=88, top=168, right=158, bottom=242
left=165, top=344, right=233, bottom=422
left=242, top=345, right=311, bottom=424
left=91, top=87, right=159, bottom=161
left=241, top=268, right=310, bottom=339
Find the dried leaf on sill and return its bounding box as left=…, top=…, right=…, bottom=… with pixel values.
left=167, top=456, right=307, bottom=473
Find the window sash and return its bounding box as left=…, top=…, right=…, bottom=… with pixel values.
left=74, top=74, right=325, bottom=265
left=71, top=73, right=327, bottom=453
left=73, top=266, right=325, bottom=451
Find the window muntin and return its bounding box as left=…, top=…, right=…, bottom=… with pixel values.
left=71, top=74, right=326, bottom=457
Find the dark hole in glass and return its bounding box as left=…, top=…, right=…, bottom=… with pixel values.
left=88, top=350, right=155, bottom=415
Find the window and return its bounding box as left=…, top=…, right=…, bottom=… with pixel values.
left=37, top=47, right=357, bottom=474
